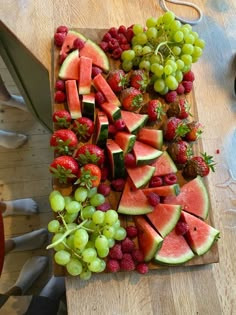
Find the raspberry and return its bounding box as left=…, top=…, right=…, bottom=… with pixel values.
left=112, top=47, right=123, bottom=59
left=54, top=90, right=66, bottom=103
left=114, top=119, right=125, bottom=131
left=120, top=253, right=135, bottom=271
left=108, top=124, right=117, bottom=137
left=96, top=201, right=111, bottom=212
left=136, top=263, right=149, bottom=274
left=118, top=25, right=127, bottom=35
left=126, top=226, right=138, bottom=239
left=111, top=178, right=125, bottom=191
left=73, top=38, right=85, bottom=49
left=175, top=221, right=189, bottom=235
left=54, top=32, right=66, bottom=47
left=55, top=80, right=65, bottom=91
left=97, top=183, right=111, bottom=197
left=99, top=41, right=109, bottom=52
left=131, top=248, right=144, bottom=263
left=95, top=91, right=105, bottom=106
left=121, top=237, right=135, bottom=253
left=120, top=44, right=131, bottom=51
left=106, top=259, right=120, bottom=273
left=92, top=66, right=102, bottom=78
left=100, top=167, right=109, bottom=181
left=124, top=153, right=136, bottom=168
left=56, top=25, right=68, bottom=34
left=125, top=28, right=134, bottom=42
left=146, top=192, right=160, bottom=206
left=182, top=81, right=193, bottom=93
left=176, top=83, right=185, bottom=95
left=109, top=244, right=123, bottom=260
left=108, top=27, right=118, bottom=37
left=108, top=38, right=120, bottom=50
left=183, top=70, right=195, bottom=82
left=165, top=91, right=177, bottom=103
left=102, top=32, right=112, bottom=42
left=163, top=173, right=178, bottom=185
left=149, top=176, right=163, bottom=187
left=117, top=34, right=128, bottom=45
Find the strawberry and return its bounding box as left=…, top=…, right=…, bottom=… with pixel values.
left=107, top=69, right=128, bottom=92
left=50, top=155, right=79, bottom=184
left=147, top=99, right=165, bottom=122
left=75, top=163, right=101, bottom=188
left=52, top=110, right=71, bottom=129
left=182, top=152, right=216, bottom=178
left=72, top=117, right=94, bottom=142
left=166, top=98, right=191, bottom=119
left=163, top=117, right=190, bottom=141
left=50, top=129, right=78, bottom=155
left=74, top=144, right=105, bottom=166
left=129, top=70, right=149, bottom=92
left=120, top=87, right=143, bottom=111
left=184, top=121, right=203, bottom=142
left=167, top=140, right=192, bottom=164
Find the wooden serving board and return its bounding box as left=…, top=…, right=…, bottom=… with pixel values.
left=52, top=28, right=219, bottom=276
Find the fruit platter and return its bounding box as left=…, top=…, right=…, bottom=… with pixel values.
left=48, top=12, right=219, bottom=279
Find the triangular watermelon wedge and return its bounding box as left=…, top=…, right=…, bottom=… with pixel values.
left=133, top=141, right=162, bottom=166
left=121, top=110, right=148, bottom=134
left=127, top=165, right=155, bottom=189
left=117, top=177, right=154, bottom=215
left=59, top=50, right=80, bottom=81
left=151, top=151, right=177, bottom=176
left=181, top=211, right=220, bottom=256
left=142, top=184, right=180, bottom=197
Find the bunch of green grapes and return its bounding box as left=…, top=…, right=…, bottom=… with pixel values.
left=47, top=188, right=126, bottom=280
left=121, top=11, right=205, bottom=95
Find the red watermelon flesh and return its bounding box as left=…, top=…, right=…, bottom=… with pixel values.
left=133, top=141, right=162, bottom=166
left=147, top=203, right=181, bottom=238
left=59, top=50, right=80, bottom=81
left=121, top=110, right=148, bottom=134
left=59, top=30, right=86, bottom=56
left=181, top=211, right=220, bottom=256
left=93, top=73, right=120, bottom=106
left=151, top=151, right=177, bottom=176
left=164, top=176, right=209, bottom=220
left=137, top=128, right=163, bottom=150
left=134, top=216, right=163, bottom=262
left=78, top=56, right=92, bottom=95
left=65, top=80, right=82, bottom=119
left=142, top=184, right=180, bottom=197
left=114, top=131, right=136, bottom=154
left=154, top=229, right=194, bottom=265
left=127, top=165, right=155, bottom=189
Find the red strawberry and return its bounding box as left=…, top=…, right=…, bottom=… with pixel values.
left=167, top=140, right=192, bottom=164
left=147, top=99, right=165, bottom=122
left=50, top=129, right=78, bottom=155
left=129, top=70, right=149, bottom=92
left=75, top=163, right=101, bottom=188
left=72, top=117, right=94, bottom=142
left=166, top=98, right=191, bottom=119
left=74, top=144, right=105, bottom=166
left=52, top=110, right=71, bottom=128
left=163, top=117, right=190, bottom=141
left=182, top=152, right=216, bottom=178
left=120, top=87, right=143, bottom=111
left=184, top=121, right=203, bottom=142
left=50, top=155, right=78, bottom=184
left=107, top=69, right=128, bottom=92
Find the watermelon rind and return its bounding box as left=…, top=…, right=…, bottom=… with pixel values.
left=181, top=211, right=220, bottom=256
left=101, top=102, right=121, bottom=122
left=127, top=165, right=155, bottom=189
left=154, top=229, right=195, bottom=265
left=114, top=132, right=136, bottom=154
left=82, top=93, right=95, bottom=121
left=121, top=110, right=148, bottom=134
left=59, top=50, right=80, bottom=80
left=93, top=110, right=108, bottom=147
left=142, top=184, right=180, bottom=197
left=133, top=140, right=163, bottom=166
left=106, top=139, right=125, bottom=179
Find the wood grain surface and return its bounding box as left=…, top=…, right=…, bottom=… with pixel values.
left=1, top=1, right=236, bottom=314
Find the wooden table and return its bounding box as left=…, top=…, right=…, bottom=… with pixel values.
left=1, top=1, right=236, bottom=314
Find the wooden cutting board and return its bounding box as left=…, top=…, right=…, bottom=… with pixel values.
left=51, top=28, right=219, bottom=276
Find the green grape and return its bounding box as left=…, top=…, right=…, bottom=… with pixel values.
left=164, top=64, right=173, bottom=75
left=54, top=250, right=71, bottom=266
left=74, top=187, right=88, bottom=202
left=81, top=205, right=96, bottom=219
left=67, top=223, right=77, bottom=230
left=139, top=60, right=151, bottom=71
left=90, top=193, right=105, bottom=207
left=182, top=64, right=191, bottom=73
left=66, top=258, right=82, bottom=276
left=49, top=190, right=61, bottom=201
left=82, top=247, right=97, bottom=263
left=181, top=54, right=192, bottom=66
left=191, top=31, right=199, bottom=40
left=184, top=33, right=195, bottom=44
left=154, top=78, right=165, bottom=92
left=173, top=31, right=184, bottom=42
left=176, top=59, right=185, bottom=70
left=133, top=44, right=143, bottom=56
left=112, top=220, right=121, bottom=230
left=132, top=56, right=141, bottom=67
left=182, top=43, right=194, bottom=55
left=181, top=26, right=190, bottom=36
left=142, top=45, right=152, bottom=55
left=114, top=227, right=127, bottom=241
left=175, top=70, right=183, bottom=83
left=87, top=186, right=97, bottom=198
left=162, top=11, right=175, bottom=24
left=136, top=32, right=148, bottom=45
left=74, top=229, right=89, bottom=250
left=151, top=63, right=164, bottom=77
left=183, top=23, right=192, bottom=31
left=83, top=220, right=97, bottom=231
left=121, top=49, right=135, bottom=61
left=66, top=234, right=74, bottom=249
left=97, top=246, right=109, bottom=258
left=166, top=59, right=177, bottom=72
left=107, top=238, right=115, bottom=248
left=99, top=259, right=106, bottom=272
left=88, top=257, right=103, bottom=273
left=50, top=194, right=65, bottom=212
left=95, top=235, right=108, bottom=250
left=131, top=35, right=138, bottom=46
left=146, top=27, right=158, bottom=40
left=48, top=219, right=60, bottom=233
left=165, top=75, right=178, bottom=90
left=157, top=16, right=163, bottom=26
left=172, top=46, right=181, bottom=56
left=65, top=200, right=81, bottom=214
left=192, top=56, right=199, bottom=63
left=122, top=60, right=133, bottom=72
left=146, top=16, right=157, bottom=28
left=133, top=23, right=144, bottom=35
left=52, top=233, right=65, bottom=251
left=158, top=85, right=169, bottom=95
left=64, top=196, right=73, bottom=206
left=150, top=54, right=161, bottom=64
left=170, top=20, right=181, bottom=32
left=104, top=210, right=118, bottom=225
left=92, top=210, right=105, bottom=225
left=63, top=212, right=78, bottom=224
left=80, top=269, right=92, bottom=280
left=192, top=46, right=202, bottom=58
left=85, top=240, right=95, bottom=249
left=103, top=225, right=115, bottom=238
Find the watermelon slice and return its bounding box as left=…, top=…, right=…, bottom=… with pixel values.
left=106, top=139, right=125, bottom=179
left=100, top=102, right=121, bottom=122
left=121, top=110, right=148, bottom=134
left=93, top=73, right=120, bottom=106
left=151, top=151, right=178, bottom=176
left=127, top=165, right=155, bottom=189
left=79, top=39, right=110, bottom=72
left=78, top=56, right=92, bottom=94
left=134, top=216, right=163, bottom=262
left=164, top=176, right=209, bottom=220
left=93, top=109, right=108, bottom=147
left=82, top=93, right=95, bottom=121
left=59, top=30, right=86, bottom=57
left=154, top=229, right=194, bottom=265
left=117, top=177, right=154, bottom=215
left=114, top=131, right=136, bottom=154
left=142, top=184, right=180, bottom=197
left=133, top=140, right=162, bottom=166
left=147, top=203, right=181, bottom=238
left=59, top=50, right=80, bottom=81
left=137, top=128, right=163, bottom=150
left=181, top=211, right=220, bottom=256
left=65, top=80, right=82, bottom=119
